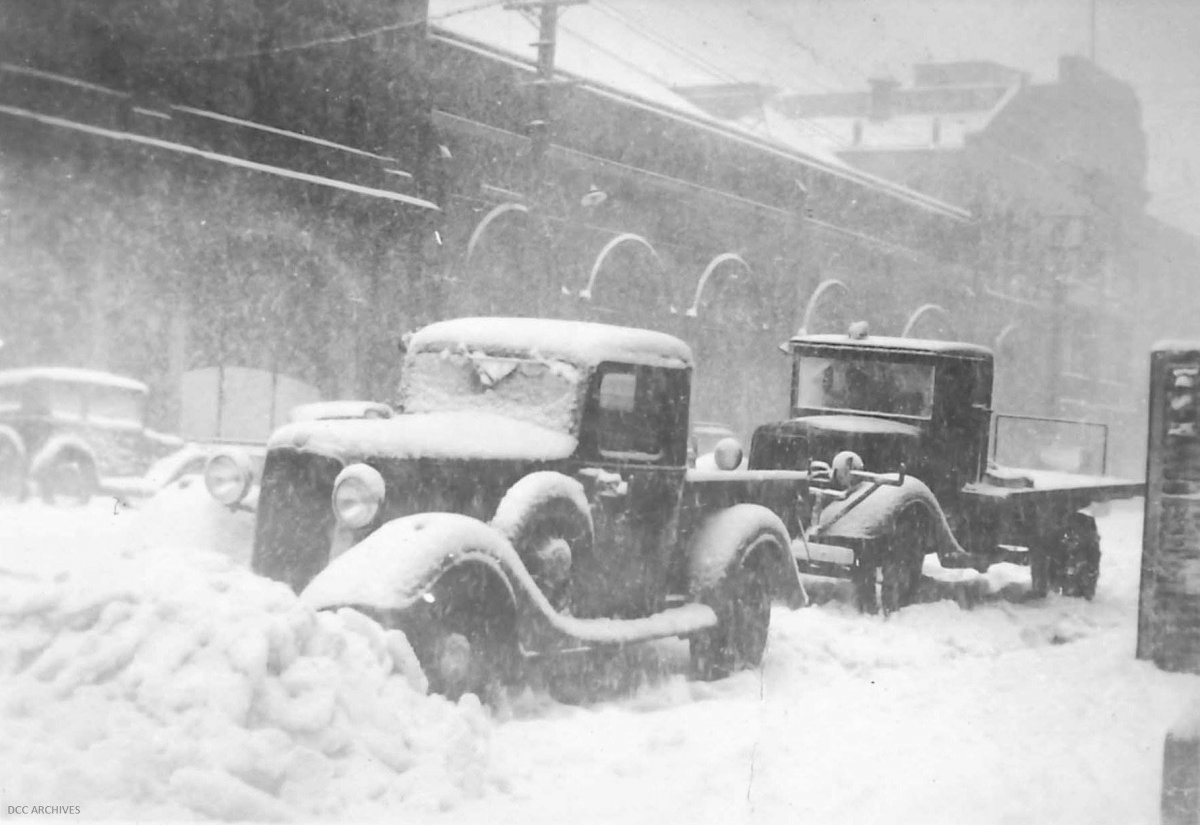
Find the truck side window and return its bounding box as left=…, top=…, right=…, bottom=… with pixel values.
left=596, top=366, right=663, bottom=459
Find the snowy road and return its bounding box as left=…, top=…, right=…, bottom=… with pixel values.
left=2, top=494, right=1198, bottom=824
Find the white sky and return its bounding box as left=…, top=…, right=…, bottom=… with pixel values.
left=587, top=0, right=1200, bottom=236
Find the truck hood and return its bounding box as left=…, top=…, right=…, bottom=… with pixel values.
left=751, top=414, right=920, bottom=472
left=267, top=410, right=578, bottom=463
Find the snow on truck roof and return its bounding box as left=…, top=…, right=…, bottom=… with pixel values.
left=409, top=317, right=694, bottom=369
left=0, top=367, right=148, bottom=393
left=790, top=333, right=993, bottom=360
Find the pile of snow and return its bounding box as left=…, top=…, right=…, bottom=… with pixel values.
left=0, top=502, right=502, bottom=820
left=127, top=477, right=257, bottom=566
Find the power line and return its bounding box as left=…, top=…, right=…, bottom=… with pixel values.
left=137, top=0, right=510, bottom=65
left=591, top=1, right=740, bottom=85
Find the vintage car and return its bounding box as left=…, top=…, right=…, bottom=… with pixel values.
left=749, top=323, right=1144, bottom=612
left=0, top=367, right=182, bottom=502
left=234, top=318, right=896, bottom=699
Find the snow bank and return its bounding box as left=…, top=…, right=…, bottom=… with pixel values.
left=126, top=477, right=256, bottom=567
left=0, top=505, right=503, bottom=820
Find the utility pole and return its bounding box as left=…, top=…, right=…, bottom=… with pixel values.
left=504, top=0, right=585, bottom=188
left=1089, top=0, right=1097, bottom=62
left=502, top=0, right=585, bottom=315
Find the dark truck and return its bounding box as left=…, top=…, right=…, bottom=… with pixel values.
left=241, top=318, right=895, bottom=698
left=749, top=324, right=1144, bottom=613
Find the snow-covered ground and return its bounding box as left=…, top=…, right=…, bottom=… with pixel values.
left=2, top=494, right=1197, bottom=823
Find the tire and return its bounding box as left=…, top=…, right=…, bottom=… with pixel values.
left=0, top=436, right=26, bottom=500
left=853, top=509, right=929, bottom=616
left=1031, top=513, right=1100, bottom=600
left=408, top=563, right=518, bottom=702
left=494, top=490, right=592, bottom=615
left=1030, top=547, right=1051, bottom=599
left=881, top=511, right=929, bottom=615
left=39, top=456, right=96, bottom=506
left=690, top=545, right=773, bottom=681
left=1060, top=513, right=1101, bottom=600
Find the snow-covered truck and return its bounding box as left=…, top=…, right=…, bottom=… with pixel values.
left=749, top=324, right=1145, bottom=613
left=237, top=318, right=896, bottom=698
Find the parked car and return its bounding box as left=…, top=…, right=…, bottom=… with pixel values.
left=238, top=317, right=904, bottom=700
left=0, top=367, right=182, bottom=503
left=749, top=323, right=1144, bottom=612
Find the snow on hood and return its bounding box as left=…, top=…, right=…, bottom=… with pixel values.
left=268, top=410, right=578, bottom=462
left=0, top=523, right=500, bottom=819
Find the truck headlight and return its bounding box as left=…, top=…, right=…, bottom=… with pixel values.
left=831, top=451, right=864, bottom=489
left=713, top=437, right=745, bottom=471
left=204, top=451, right=254, bottom=505
left=332, top=463, right=385, bottom=528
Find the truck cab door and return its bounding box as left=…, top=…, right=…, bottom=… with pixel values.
left=933, top=358, right=993, bottom=497
left=573, top=363, right=690, bottom=618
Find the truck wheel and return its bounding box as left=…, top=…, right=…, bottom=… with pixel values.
left=492, top=476, right=593, bottom=615
left=1030, top=549, right=1051, bottom=599
left=39, top=456, right=96, bottom=506
left=411, top=563, right=518, bottom=702
left=1060, top=513, right=1101, bottom=600
left=881, top=510, right=930, bottom=615
left=690, top=547, right=772, bottom=681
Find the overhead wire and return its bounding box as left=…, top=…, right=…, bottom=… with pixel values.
left=136, top=0, right=510, bottom=65
left=585, top=1, right=854, bottom=150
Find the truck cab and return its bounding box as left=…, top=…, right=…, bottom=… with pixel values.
left=751, top=325, right=994, bottom=504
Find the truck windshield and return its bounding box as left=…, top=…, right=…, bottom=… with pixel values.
left=400, top=350, right=582, bottom=434
left=795, top=354, right=935, bottom=419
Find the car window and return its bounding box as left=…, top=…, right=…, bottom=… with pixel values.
left=795, top=354, right=935, bottom=419
left=39, top=381, right=84, bottom=421
left=89, top=387, right=145, bottom=425
left=595, top=366, right=666, bottom=460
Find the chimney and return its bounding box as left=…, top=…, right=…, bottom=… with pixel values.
left=868, top=76, right=900, bottom=121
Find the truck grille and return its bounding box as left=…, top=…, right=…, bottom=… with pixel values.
left=750, top=433, right=810, bottom=470
left=252, top=449, right=343, bottom=593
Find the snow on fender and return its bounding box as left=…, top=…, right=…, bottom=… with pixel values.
left=301, top=513, right=521, bottom=614
left=687, top=504, right=806, bottom=608
left=490, top=471, right=593, bottom=539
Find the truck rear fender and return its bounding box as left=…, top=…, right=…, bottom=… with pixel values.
left=687, top=503, right=807, bottom=609
left=814, top=476, right=966, bottom=561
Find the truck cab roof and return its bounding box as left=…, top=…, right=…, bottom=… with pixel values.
left=789, top=333, right=993, bottom=362
left=409, top=317, right=694, bottom=370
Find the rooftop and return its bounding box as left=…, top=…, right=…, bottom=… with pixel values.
left=789, top=333, right=993, bottom=360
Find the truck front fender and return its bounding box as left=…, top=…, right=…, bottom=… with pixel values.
left=813, top=476, right=966, bottom=562
left=301, top=513, right=725, bottom=651
left=301, top=513, right=530, bottom=616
